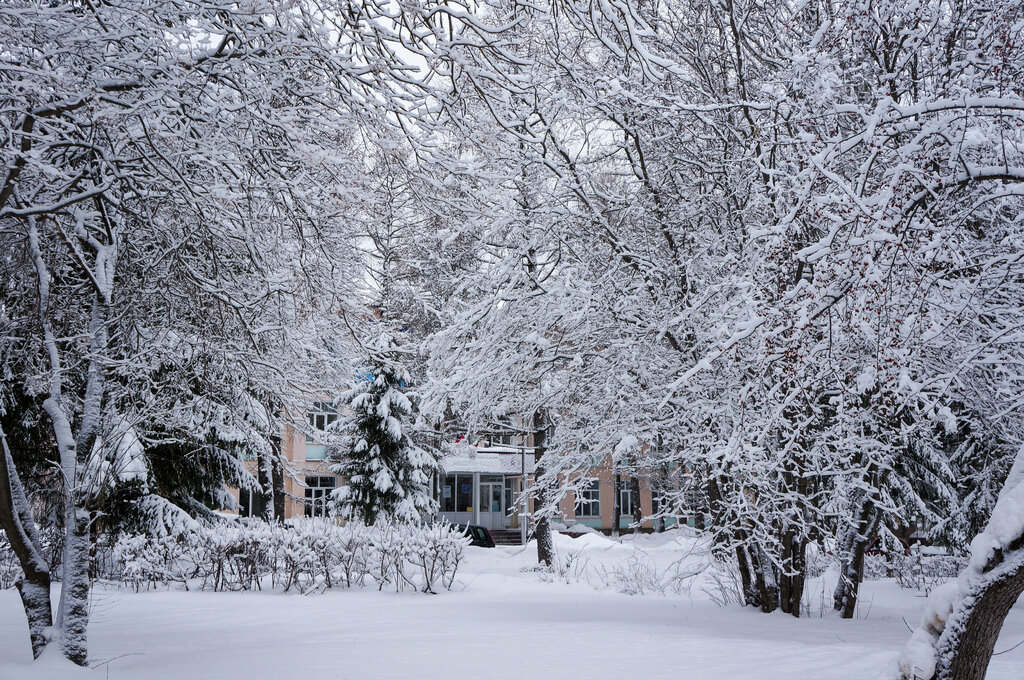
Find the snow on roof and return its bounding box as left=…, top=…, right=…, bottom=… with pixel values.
left=440, top=445, right=536, bottom=475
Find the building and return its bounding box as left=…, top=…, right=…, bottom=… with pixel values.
left=232, top=405, right=692, bottom=534
left=233, top=400, right=341, bottom=520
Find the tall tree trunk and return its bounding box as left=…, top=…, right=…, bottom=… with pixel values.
left=779, top=529, right=806, bottom=617
left=0, top=426, right=53, bottom=659
left=30, top=215, right=115, bottom=665
left=57, top=505, right=91, bottom=665
left=272, top=448, right=286, bottom=522
left=749, top=543, right=779, bottom=614
left=630, top=475, right=643, bottom=530
left=735, top=543, right=760, bottom=608
left=54, top=289, right=109, bottom=666
left=612, top=472, right=622, bottom=538
left=257, top=447, right=275, bottom=522
left=833, top=488, right=881, bottom=618
left=532, top=410, right=554, bottom=566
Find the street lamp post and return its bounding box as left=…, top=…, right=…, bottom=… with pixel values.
left=520, top=444, right=528, bottom=546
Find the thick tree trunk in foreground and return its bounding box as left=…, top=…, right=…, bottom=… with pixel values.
left=0, top=427, right=53, bottom=659
left=750, top=544, right=779, bottom=614
left=834, top=487, right=881, bottom=619
left=57, top=506, right=91, bottom=665
left=735, top=544, right=760, bottom=608
left=935, top=556, right=1024, bottom=680
left=899, top=452, right=1024, bottom=680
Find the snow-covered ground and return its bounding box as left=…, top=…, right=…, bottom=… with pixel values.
left=2, top=530, right=1023, bottom=680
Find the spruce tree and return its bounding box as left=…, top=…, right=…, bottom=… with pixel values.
left=333, top=334, right=438, bottom=524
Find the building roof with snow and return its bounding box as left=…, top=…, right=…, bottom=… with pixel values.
left=440, top=445, right=537, bottom=475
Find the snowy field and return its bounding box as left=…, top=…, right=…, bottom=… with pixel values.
left=2, top=530, right=1023, bottom=680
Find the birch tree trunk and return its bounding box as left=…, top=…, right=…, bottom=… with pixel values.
left=54, top=289, right=111, bottom=665
left=0, top=425, right=52, bottom=659
left=533, top=410, right=554, bottom=566
left=29, top=214, right=115, bottom=665
left=257, top=447, right=276, bottom=523
left=272, top=448, right=286, bottom=522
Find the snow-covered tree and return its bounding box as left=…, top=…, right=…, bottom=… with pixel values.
left=333, top=334, right=438, bottom=525
left=0, top=0, right=453, bottom=664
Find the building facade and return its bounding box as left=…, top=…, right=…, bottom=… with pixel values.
left=232, top=405, right=689, bottom=533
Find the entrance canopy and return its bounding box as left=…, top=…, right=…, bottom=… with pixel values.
left=438, top=446, right=536, bottom=530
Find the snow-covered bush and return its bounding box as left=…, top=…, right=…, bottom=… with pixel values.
left=90, top=536, right=119, bottom=582
left=864, top=547, right=967, bottom=594
left=274, top=526, right=319, bottom=593
left=701, top=556, right=745, bottom=608
left=804, top=543, right=832, bottom=580
left=113, top=534, right=187, bottom=592
left=403, top=521, right=470, bottom=593
left=333, top=522, right=373, bottom=589
left=369, top=522, right=416, bottom=592
left=532, top=548, right=589, bottom=585
left=599, top=554, right=700, bottom=596
left=110, top=520, right=467, bottom=594
left=184, top=524, right=249, bottom=592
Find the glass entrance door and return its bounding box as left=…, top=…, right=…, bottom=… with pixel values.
left=478, top=482, right=504, bottom=529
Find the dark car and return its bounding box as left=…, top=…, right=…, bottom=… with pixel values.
left=454, top=523, right=496, bottom=548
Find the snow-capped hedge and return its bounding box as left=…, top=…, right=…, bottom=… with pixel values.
left=110, top=520, right=469, bottom=594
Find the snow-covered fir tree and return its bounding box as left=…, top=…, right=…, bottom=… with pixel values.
left=332, top=334, right=438, bottom=525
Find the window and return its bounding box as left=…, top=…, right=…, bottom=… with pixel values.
left=504, top=477, right=515, bottom=517
left=441, top=475, right=456, bottom=513
left=238, top=488, right=265, bottom=518
left=440, top=474, right=474, bottom=513
left=306, top=401, right=338, bottom=441
left=304, top=475, right=336, bottom=518
left=455, top=475, right=473, bottom=512
left=618, top=480, right=636, bottom=517
left=305, top=401, right=337, bottom=460
left=575, top=480, right=600, bottom=517
left=490, top=416, right=518, bottom=446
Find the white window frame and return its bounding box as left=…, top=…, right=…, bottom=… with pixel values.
left=619, top=483, right=636, bottom=517
left=575, top=480, right=600, bottom=518
left=304, top=475, right=336, bottom=518
left=306, top=401, right=338, bottom=442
